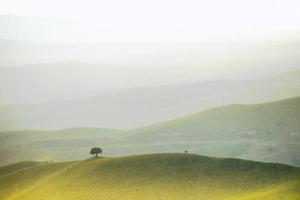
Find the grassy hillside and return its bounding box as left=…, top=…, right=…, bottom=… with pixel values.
left=0, top=153, right=299, bottom=200
left=0, top=97, right=299, bottom=166
left=132, top=96, right=300, bottom=136
left=128, top=96, right=300, bottom=165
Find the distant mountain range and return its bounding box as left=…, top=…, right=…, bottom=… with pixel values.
left=0, top=69, right=299, bottom=130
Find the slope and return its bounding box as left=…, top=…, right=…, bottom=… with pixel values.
left=127, top=96, right=300, bottom=165
left=131, top=96, right=300, bottom=137
left=0, top=153, right=299, bottom=200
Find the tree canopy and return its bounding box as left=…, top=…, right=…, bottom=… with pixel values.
left=90, top=147, right=103, bottom=157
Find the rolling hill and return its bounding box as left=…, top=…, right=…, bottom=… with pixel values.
left=0, top=96, right=299, bottom=166
left=127, top=96, right=300, bottom=166
left=131, top=95, right=300, bottom=137
left=0, top=153, right=299, bottom=200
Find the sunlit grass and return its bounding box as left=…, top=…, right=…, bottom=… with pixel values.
left=0, top=153, right=299, bottom=200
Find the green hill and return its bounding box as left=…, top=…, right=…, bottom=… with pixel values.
left=132, top=96, right=300, bottom=137
left=123, top=96, right=300, bottom=165
left=0, top=96, right=300, bottom=166
left=0, top=153, right=299, bottom=200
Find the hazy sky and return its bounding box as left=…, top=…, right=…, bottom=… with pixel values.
left=1, top=0, right=300, bottom=42
left=1, top=0, right=300, bottom=106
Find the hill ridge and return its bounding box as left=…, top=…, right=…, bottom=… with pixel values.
left=132, top=95, right=300, bottom=131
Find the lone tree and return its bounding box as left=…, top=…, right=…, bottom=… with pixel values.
left=90, top=147, right=103, bottom=157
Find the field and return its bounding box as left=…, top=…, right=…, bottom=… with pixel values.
left=0, top=153, right=299, bottom=200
